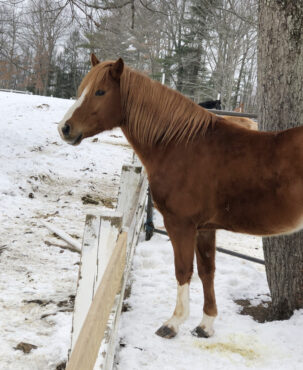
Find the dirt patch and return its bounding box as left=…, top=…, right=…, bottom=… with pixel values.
left=81, top=194, right=116, bottom=208
left=81, top=195, right=99, bottom=205
left=101, top=197, right=115, bottom=208
left=36, top=103, right=50, bottom=109
left=57, top=296, right=75, bottom=309
left=235, top=298, right=272, bottom=323
left=56, top=362, right=66, bottom=370
left=30, top=146, right=43, bottom=152
left=23, top=299, right=54, bottom=307
left=14, top=342, right=38, bottom=354
left=70, top=234, right=80, bottom=239
left=121, top=284, right=132, bottom=312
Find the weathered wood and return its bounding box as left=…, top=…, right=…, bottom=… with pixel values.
left=71, top=215, right=100, bottom=351
left=102, top=175, right=148, bottom=370
left=96, top=212, right=123, bottom=288
left=69, top=161, right=147, bottom=370
left=131, top=151, right=141, bottom=165
left=71, top=212, right=122, bottom=351
left=66, top=231, right=127, bottom=370
left=117, top=164, right=143, bottom=227
left=44, top=240, right=80, bottom=254
left=208, top=109, right=258, bottom=119
left=41, top=220, right=81, bottom=252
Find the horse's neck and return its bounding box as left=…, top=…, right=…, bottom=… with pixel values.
left=119, top=72, right=216, bottom=167
left=120, top=126, right=156, bottom=169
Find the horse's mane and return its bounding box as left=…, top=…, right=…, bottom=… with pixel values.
left=121, top=67, right=216, bottom=145
left=80, top=62, right=217, bottom=146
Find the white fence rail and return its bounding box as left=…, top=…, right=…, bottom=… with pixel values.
left=66, top=159, right=148, bottom=370
left=0, top=88, right=32, bottom=95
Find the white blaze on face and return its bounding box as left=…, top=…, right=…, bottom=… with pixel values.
left=58, top=86, right=90, bottom=139
left=163, top=283, right=189, bottom=332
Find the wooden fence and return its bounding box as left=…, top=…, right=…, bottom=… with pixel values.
left=208, top=109, right=258, bottom=119
left=0, top=88, right=32, bottom=95
left=66, top=161, right=148, bottom=370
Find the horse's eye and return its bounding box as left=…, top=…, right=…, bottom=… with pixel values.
left=95, top=90, right=105, bottom=96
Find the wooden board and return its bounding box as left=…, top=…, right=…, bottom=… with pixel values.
left=71, top=212, right=122, bottom=351
left=66, top=232, right=127, bottom=370
left=71, top=215, right=100, bottom=351
left=117, top=164, right=143, bottom=227
left=101, top=175, right=148, bottom=370
left=69, top=161, right=147, bottom=370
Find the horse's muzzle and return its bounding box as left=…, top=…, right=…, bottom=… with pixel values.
left=61, top=122, right=71, bottom=137
left=58, top=122, right=83, bottom=146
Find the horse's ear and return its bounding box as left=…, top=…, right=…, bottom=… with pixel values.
left=90, top=53, right=100, bottom=67
left=110, top=58, right=124, bottom=81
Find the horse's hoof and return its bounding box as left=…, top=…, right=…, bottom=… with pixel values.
left=191, top=326, right=211, bottom=338
left=155, top=325, right=177, bottom=339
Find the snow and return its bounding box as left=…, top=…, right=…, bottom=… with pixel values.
left=1, top=91, right=303, bottom=370
left=116, top=214, right=303, bottom=369
left=0, top=91, right=132, bottom=369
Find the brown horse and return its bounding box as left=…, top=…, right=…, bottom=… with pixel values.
left=58, top=55, right=303, bottom=339
left=234, top=103, right=244, bottom=112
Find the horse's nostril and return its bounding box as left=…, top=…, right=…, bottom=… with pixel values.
left=62, top=123, right=71, bottom=137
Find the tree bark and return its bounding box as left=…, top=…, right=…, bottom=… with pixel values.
left=258, top=0, right=303, bottom=320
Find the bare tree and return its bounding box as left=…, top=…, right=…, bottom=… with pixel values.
left=0, top=3, right=22, bottom=89
left=0, top=0, right=259, bottom=105
left=22, top=0, right=67, bottom=95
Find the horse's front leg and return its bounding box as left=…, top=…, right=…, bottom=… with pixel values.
left=192, top=229, right=217, bottom=338
left=155, top=216, right=196, bottom=339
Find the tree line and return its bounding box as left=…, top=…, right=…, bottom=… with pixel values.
left=0, top=0, right=257, bottom=111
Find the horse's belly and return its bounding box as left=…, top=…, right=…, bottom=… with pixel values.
left=214, top=193, right=303, bottom=236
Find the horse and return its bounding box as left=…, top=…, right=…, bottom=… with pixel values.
left=234, top=103, right=244, bottom=112
left=222, top=116, right=258, bottom=131
left=58, top=55, right=303, bottom=339
left=198, top=99, right=222, bottom=110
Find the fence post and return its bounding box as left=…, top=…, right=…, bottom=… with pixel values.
left=67, top=232, right=127, bottom=370
left=101, top=165, right=148, bottom=370
left=117, top=164, right=143, bottom=227
left=70, top=211, right=123, bottom=352
left=67, top=160, right=148, bottom=370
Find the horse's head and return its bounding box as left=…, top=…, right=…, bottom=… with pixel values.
left=58, top=54, right=124, bottom=145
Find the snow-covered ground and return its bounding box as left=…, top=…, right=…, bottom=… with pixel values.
left=117, top=220, right=303, bottom=370
left=0, top=91, right=132, bottom=369
left=1, top=91, right=303, bottom=370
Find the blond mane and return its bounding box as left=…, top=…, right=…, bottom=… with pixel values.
left=121, top=67, right=217, bottom=145
left=81, top=62, right=217, bottom=146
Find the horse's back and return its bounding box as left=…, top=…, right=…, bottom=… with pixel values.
left=149, top=121, right=303, bottom=235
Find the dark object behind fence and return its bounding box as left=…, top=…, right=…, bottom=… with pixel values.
left=198, top=99, right=222, bottom=110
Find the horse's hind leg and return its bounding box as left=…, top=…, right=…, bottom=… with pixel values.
left=192, top=229, right=217, bottom=338
left=155, top=216, right=195, bottom=339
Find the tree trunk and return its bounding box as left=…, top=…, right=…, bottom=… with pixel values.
left=258, top=0, right=303, bottom=320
